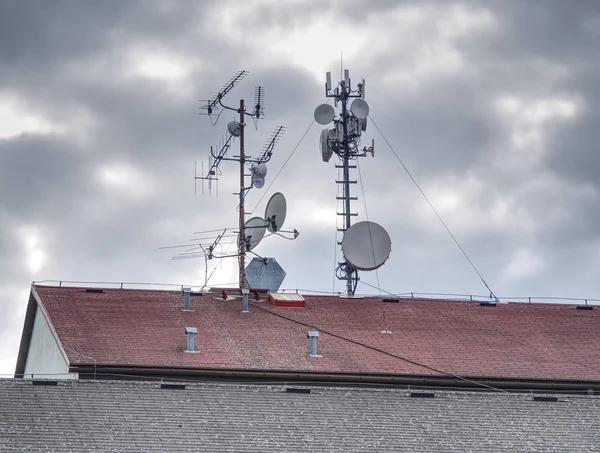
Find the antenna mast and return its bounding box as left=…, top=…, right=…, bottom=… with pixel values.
left=315, top=70, right=383, bottom=297
left=238, top=99, right=246, bottom=289
left=184, top=72, right=298, bottom=291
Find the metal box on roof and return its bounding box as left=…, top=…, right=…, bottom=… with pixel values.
left=245, top=257, right=286, bottom=292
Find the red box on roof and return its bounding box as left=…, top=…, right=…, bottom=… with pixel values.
left=269, top=293, right=305, bottom=308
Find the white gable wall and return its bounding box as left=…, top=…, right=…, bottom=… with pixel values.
left=23, top=306, right=77, bottom=379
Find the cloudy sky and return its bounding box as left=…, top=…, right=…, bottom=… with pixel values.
left=2, top=0, right=600, bottom=375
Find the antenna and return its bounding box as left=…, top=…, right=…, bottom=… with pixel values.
left=167, top=71, right=299, bottom=289
left=314, top=69, right=389, bottom=297
left=254, top=86, right=264, bottom=118
left=200, top=70, right=248, bottom=117
left=256, top=126, right=285, bottom=163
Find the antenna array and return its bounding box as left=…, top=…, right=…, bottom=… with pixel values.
left=314, top=69, right=390, bottom=297
left=180, top=72, right=298, bottom=290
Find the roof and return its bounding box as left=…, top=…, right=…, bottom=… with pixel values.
left=1, top=379, right=599, bottom=452
left=16, top=284, right=600, bottom=386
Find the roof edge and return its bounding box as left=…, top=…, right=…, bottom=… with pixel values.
left=14, top=285, right=38, bottom=377
left=15, top=284, right=72, bottom=377
left=69, top=364, right=600, bottom=392
left=33, top=287, right=72, bottom=367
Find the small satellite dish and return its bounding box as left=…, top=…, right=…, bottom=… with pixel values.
left=314, top=104, right=335, bottom=125
left=341, top=221, right=391, bottom=271
left=320, top=129, right=333, bottom=162
left=243, top=217, right=267, bottom=251
left=252, top=173, right=265, bottom=189
left=264, top=192, right=287, bottom=233
left=227, top=120, right=241, bottom=137
left=350, top=99, right=369, bottom=119
left=251, top=163, right=267, bottom=188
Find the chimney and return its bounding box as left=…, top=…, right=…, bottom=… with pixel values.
left=307, top=331, right=320, bottom=357
left=242, top=289, right=249, bottom=313
left=182, top=287, right=192, bottom=312
left=185, top=327, right=197, bottom=353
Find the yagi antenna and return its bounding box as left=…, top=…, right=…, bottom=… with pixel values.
left=254, top=86, right=264, bottom=119
left=200, top=70, right=248, bottom=116
left=256, top=126, right=285, bottom=163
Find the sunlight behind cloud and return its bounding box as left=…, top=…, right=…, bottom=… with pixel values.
left=97, top=163, right=155, bottom=200
left=16, top=225, right=46, bottom=275
left=0, top=94, right=61, bottom=139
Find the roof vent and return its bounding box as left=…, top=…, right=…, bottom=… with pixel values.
left=32, top=380, right=58, bottom=386
left=160, top=383, right=186, bottom=390
left=242, top=289, right=250, bottom=313
left=270, top=293, right=305, bottom=308
left=479, top=301, right=496, bottom=307
left=410, top=392, right=435, bottom=398
left=577, top=305, right=594, bottom=310
left=182, top=287, right=194, bottom=312
left=286, top=387, right=311, bottom=394
left=85, top=288, right=104, bottom=294
left=308, top=331, right=320, bottom=357
left=184, top=327, right=198, bottom=353
left=533, top=396, right=559, bottom=402
left=381, top=298, right=400, bottom=303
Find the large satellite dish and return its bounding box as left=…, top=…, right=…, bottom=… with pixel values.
left=243, top=217, right=267, bottom=251
left=264, top=192, right=287, bottom=233
left=314, top=104, right=335, bottom=125
left=350, top=98, right=369, bottom=119
left=320, top=129, right=333, bottom=162
left=341, top=221, right=391, bottom=271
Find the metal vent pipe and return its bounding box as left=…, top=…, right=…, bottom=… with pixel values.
left=242, top=289, right=249, bottom=313
left=185, top=327, right=197, bottom=352
left=183, top=287, right=192, bottom=311
left=307, top=331, right=320, bottom=357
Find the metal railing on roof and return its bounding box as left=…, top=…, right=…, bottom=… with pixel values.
left=31, top=280, right=600, bottom=306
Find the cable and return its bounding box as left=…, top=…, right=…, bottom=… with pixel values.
left=356, top=160, right=382, bottom=296
left=249, top=301, right=509, bottom=393
left=249, top=119, right=316, bottom=213
left=369, top=115, right=499, bottom=301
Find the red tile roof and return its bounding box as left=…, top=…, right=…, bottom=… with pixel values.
left=31, top=285, right=600, bottom=382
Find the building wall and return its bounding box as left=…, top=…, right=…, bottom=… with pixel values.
left=23, top=306, right=77, bottom=379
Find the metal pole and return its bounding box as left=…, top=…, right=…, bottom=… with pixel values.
left=340, top=83, right=353, bottom=297
left=239, top=99, right=246, bottom=290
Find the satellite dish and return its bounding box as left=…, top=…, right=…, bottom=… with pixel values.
left=251, top=163, right=267, bottom=188
left=227, top=120, right=241, bottom=137
left=314, top=104, right=335, bottom=125
left=252, top=173, right=265, bottom=189
left=320, top=129, right=333, bottom=162
left=264, top=192, right=287, bottom=233
left=350, top=98, right=369, bottom=119
left=243, top=217, right=267, bottom=251
left=341, top=221, right=391, bottom=271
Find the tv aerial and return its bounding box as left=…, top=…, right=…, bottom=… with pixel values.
left=164, top=71, right=298, bottom=290
left=315, top=69, right=390, bottom=296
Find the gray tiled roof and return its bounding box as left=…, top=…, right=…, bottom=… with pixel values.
left=1, top=379, right=599, bottom=452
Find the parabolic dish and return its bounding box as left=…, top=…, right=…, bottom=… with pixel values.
left=350, top=98, right=369, bottom=119
left=341, top=221, right=391, bottom=271
left=243, top=217, right=267, bottom=251
left=227, top=120, right=241, bottom=137
left=264, top=192, right=287, bottom=233
left=320, top=128, right=333, bottom=162
left=314, top=104, right=335, bottom=125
